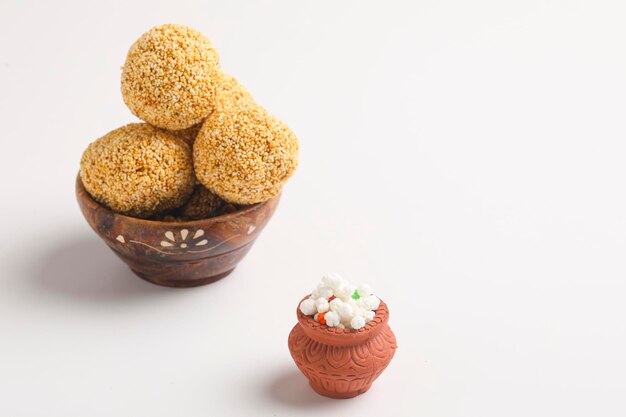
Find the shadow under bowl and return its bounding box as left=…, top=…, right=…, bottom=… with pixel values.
left=75, top=175, right=280, bottom=288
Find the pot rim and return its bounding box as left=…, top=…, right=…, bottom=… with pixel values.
left=295, top=295, right=390, bottom=346
left=76, top=173, right=279, bottom=227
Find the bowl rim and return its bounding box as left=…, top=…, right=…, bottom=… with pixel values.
left=76, top=173, right=278, bottom=227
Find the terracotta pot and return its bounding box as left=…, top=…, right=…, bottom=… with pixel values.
left=76, top=175, right=280, bottom=288
left=288, top=296, right=397, bottom=398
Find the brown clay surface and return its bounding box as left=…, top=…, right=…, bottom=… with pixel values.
left=76, top=174, right=280, bottom=287
left=288, top=297, right=397, bottom=399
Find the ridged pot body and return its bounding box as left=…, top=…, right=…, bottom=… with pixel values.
left=288, top=297, right=397, bottom=398
left=76, top=175, right=280, bottom=287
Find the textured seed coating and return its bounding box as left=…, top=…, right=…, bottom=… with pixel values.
left=80, top=123, right=195, bottom=217
left=121, top=24, right=221, bottom=129
left=215, top=71, right=254, bottom=112
left=160, top=72, right=250, bottom=146
left=166, top=124, right=202, bottom=146
left=178, top=185, right=225, bottom=220
left=193, top=102, right=299, bottom=204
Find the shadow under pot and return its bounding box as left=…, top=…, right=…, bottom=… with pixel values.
left=288, top=297, right=397, bottom=399
left=75, top=175, right=280, bottom=288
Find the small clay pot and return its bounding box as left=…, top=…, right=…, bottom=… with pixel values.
left=76, top=175, right=280, bottom=288
left=288, top=297, right=397, bottom=399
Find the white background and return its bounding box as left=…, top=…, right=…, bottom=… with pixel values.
left=1, top=0, right=625, bottom=416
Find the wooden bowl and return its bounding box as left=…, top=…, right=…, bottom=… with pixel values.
left=76, top=175, right=281, bottom=288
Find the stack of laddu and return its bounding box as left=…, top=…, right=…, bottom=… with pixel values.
left=80, top=24, right=299, bottom=220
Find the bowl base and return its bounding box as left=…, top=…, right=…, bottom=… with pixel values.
left=309, top=381, right=372, bottom=399
left=130, top=267, right=235, bottom=288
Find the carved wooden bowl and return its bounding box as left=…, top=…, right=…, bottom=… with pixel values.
left=76, top=175, right=280, bottom=288
left=288, top=297, right=397, bottom=399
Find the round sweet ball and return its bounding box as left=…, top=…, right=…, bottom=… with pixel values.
left=80, top=123, right=195, bottom=218
left=178, top=185, right=224, bottom=220
left=215, top=72, right=254, bottom=112
left=193, top=103, right=299, bottom=204
left=121, top=24, right=221, bottom=130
